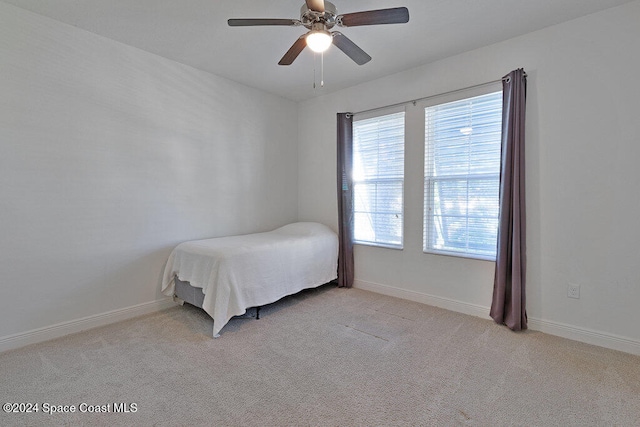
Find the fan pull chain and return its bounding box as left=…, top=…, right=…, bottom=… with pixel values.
left=313, top=52, right=317, bottom=89
left=321, top=51, right=324, bottom=87
left=312, top=52, right=325, bottom=89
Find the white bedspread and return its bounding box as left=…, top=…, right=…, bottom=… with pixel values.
left=161, top=222, right=338, bottom=337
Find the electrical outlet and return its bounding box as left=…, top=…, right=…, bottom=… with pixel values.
left=567, top=283, right=580, bottom=299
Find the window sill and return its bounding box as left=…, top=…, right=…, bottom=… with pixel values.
left=423, top=249, right=495, bottom=262
left=355, top=241, right=403, bottom=251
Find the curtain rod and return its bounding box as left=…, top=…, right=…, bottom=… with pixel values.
left=349, top=77, right=508, bottom=117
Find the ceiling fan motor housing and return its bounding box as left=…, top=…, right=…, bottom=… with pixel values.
left=300, top=1, right=337, bottom=29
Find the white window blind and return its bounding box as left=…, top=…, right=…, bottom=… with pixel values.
left=424, top=91, right=502, bottom=259
left=353, top=111, right=405, bottom=248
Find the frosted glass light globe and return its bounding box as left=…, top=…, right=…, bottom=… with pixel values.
left=306, top=30, right=332, bottom=53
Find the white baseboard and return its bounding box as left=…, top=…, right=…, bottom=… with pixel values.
left=0, top=298, right=175, bottom=353
left=354, top=279, right=492, bottom=320
left=526, top=317, right=640, bottom=356
left=354, top=279, right=640, bottom=356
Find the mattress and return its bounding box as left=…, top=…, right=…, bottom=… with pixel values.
left=161, top=222, right=338, bottom=337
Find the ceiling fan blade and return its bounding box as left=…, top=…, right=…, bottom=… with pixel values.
left=337, top=7, right=409, bottom=27
left=305, top=0, right=325, bottom=13
left=332, top=32, right=371, bottom=65
left=278, top=36, right=308, bottom=65
left=228, top=18, right=300, bottom=27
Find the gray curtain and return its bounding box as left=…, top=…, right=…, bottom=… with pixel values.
left=490, top=68, right=527, bottom=330
left=336, top=113, right=354, bottom=288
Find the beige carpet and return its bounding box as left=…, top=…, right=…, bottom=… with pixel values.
left=1, top=284, right=639, bottom=426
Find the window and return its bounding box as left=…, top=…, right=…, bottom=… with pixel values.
left=424, top=91, right=502, bottom=260
left=353, top=111, right=405, bottom=248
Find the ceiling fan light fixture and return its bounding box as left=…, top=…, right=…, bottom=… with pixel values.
left=306, top=30, right=332, bottom=53
left=229, top=3, right=409, bottom=66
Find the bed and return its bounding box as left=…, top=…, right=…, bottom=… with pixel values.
left=161, top=222, right=339, bottom=337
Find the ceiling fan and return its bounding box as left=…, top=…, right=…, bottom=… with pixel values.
left=228, top=0, right=409, bottom=66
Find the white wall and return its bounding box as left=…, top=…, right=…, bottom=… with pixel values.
left=298, top=1, right=640, bottom=354
left=0, top=3, right=298, bottom=342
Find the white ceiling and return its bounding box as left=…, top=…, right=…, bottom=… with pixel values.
left=3, top=0, right=634, bottom=101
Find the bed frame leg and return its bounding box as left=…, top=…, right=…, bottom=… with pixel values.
left=256, top=306, right=261, bottom=320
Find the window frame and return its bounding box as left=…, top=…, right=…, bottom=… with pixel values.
left=352, top=107, right=406, bottom=250
left=420, top=84, right=503, bottom=261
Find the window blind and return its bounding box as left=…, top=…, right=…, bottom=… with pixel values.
left=424, top=91, right=502, bottom=259
left=353, top=111, right=405, bottom=248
